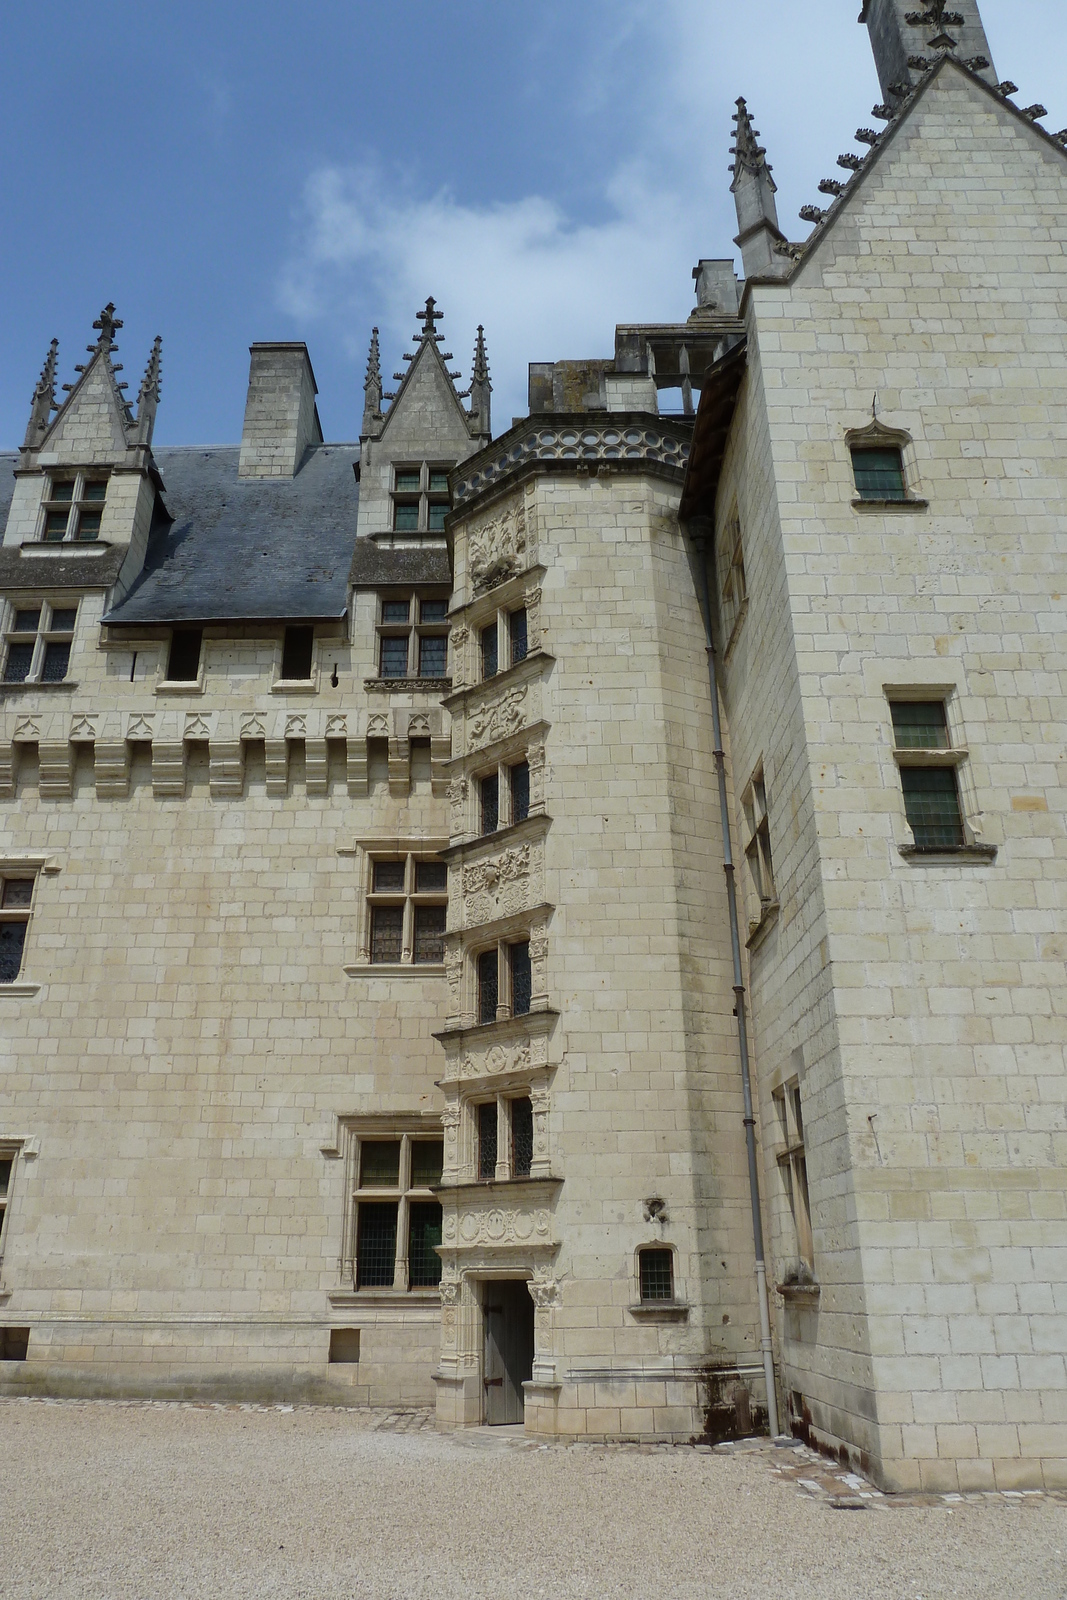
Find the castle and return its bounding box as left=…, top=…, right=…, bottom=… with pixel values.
left=1, top=0, right=1065, bottom=1494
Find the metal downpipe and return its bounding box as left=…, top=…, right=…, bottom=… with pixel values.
left=689, top=524, right=780, bottom=1438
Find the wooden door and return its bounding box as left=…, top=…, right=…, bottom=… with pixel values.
left=483, top=1280, right=535, bottom=1424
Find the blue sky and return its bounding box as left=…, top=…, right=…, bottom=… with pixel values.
left=1, top=1, right=1064, bottom=447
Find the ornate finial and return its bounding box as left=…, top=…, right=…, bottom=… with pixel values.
left=729, top=98, right=774, bottom=185
left=417, top=297, right=445, bottom=341
left=23, top=338, right=59, bottom=450
left=92, top=303, right=123, bottom=352
left=362, top=327, right=384, bottom=432
left=467, top=325, right=492, bottom=437
left=133, top=336, right=163, bottom=446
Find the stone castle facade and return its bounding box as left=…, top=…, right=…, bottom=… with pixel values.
left=1, top=0, right=1065, bottom=1493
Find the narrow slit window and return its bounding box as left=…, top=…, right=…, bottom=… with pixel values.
left=509, top=608, right=528, bottom=666
left=509, top=941, right=532, bottom=1017
left=478, top=1102, right=498, bottom=1181
left=356, top=1201, right=398, bottom=1288
left=509, top=761, right=530, bottom=825
left=480, top=623, right=498, bottom=681
left=478, top=949, right=499, bottom=1025
left=511, top=1097, right=534, bottom=1178
left=407, top=1202, right=443, bottom=1287
left=480, top=773, right=499, bottom=835
left=166, top=628, right=202, bottom=683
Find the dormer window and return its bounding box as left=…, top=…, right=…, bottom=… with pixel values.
left=391, top=464, right=453, bottom=533
left=40, top=473, right=108, bottom=543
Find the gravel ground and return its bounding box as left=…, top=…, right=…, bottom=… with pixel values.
left=1, top=1400, right=1065, bottom=1600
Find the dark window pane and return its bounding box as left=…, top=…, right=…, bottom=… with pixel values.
left=370, top=905, right=403, bottom=963
left=408, top=1202, right=443, bottom=1287
left=891, top=700, right=949, bottom=749
left=639, top=1248, right=674, bottom=1302
left=511, top=1098, right=534, bottom=1178
left=410, top=1141, right=444, bottom=1187
left=167, top=629, right=202, bottom=682
left=509, top=942, right=532, bottom=1017
left=413, top=904, right=446, bottom=964
left=852, top=447, right=906, bottom=501
left=381, top=600, right=410, bottom=623
left=380, top=636, right=409, bottom=678
left=478, top=949, right=498, bottom=1025
left=75, top=510, right=102, bottom=539
left=509, top=609, right=528, bottom=665
left=428, top=471, right=450, bottom=494
left=420, top=599, right=448, bottom=623
left=49, top=480, right=74, bottom=502
left=394, top=504, right=420, bottom=531
left=478, top=1102, right=498, bottom=1180
left=395, top=471, right=421, bottom=494
left=419, top=634, right=447, bottom=677
left=510, top=761, right=530, bottom=825
left=82, top=480, right=107, bottom=502
left=415, top=861, right=447, bottom=893
left=43, top=511, right=68, bottom=540
left=480, top=623, right=498, bottom=680
left=49, top=609, right=77, bottom=633
left=480, top=773, right=499, bottom=835
left=13, top=610, right=41, bottom=634
left=428, top=503, right=448, bottom=532
left=1, top=881, right=33, bottom=909
left=356, top=1201, right=398, bottom=1288
left=373, top=860, right=406, bottom=892
left=41, top=642, right=70, bottom=682
left=0, top=1160, right=11, bottom=1195
left=359, top=1141, right=401, bottom=1187
left=0, top=922, right=27, bottom=984
left=3, top=643, right=34, bottom=683
left=281, top=625, right=314, bottom=680
left=901, top=766, right=965, bottom=849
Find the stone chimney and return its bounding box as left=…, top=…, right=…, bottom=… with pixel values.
left=238, top=343, right=323, bottom=479
left=860, top=0, right=998, bottom=100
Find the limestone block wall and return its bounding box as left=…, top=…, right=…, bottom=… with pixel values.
left=0, top=595, right=453, bottom=1403
left=735, top=67, right=1067, bottom=1491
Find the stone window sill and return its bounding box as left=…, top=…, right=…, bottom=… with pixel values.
left=0, top=983, right=42, bottom=998
left=365, top=678, right=451, bottom=694
left=746, top=899, right=780, bottom=951
left=851, top=496, right=928, bottom=512
left=343, top=963, right=445, bottom=978
left=0, top=681, right=77, bottom=694
left=627, top=1301, right=689, bottom=1322
left=271, top=679, right=317, bottom=695
left=19, top=539, right=113, bottom=554
left=327, top=1290, right=441, bottom=1309
left=898, top=843, right=997, bottom=865
left=155, top=680, right=205, bottom=696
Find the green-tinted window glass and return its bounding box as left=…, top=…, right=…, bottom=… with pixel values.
left=394, top=504, right=419, bottom=531
left=359, top=1141, right=401, bottom=1187
left=852, top=447, right=906, bottom=501
left=901, top=767, right=965, bottom=849
left=427, top=503, right=448, bottom=532
left=891, top=701, right=949, bottom=749
left=428, top=471, right=450, bottom=494
left=408, top=1202, right=443, bottom=1287
left=410, top=1140, right=444, bottom=1187
left=395, top=471, right=421, bottom=494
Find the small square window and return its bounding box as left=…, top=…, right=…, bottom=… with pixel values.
left=428, top=471, right=450, bottom=494
left=415, top=861, right=447, bottom=893
left=852, top=447, right=906, bottom=502
left=420, top=599, right=448, bottom=624
left=373, top=860, right=406, bottom=893
left=13, top=610, right=41, bottom=634
left=50, top=481, right=75, bottom=503
left=639, top=1248, right=674, bottom=1303
left=394, top=504, right=420, bottom=532
left=395, top=471, right=421, bottom=494
left=82, top=480, right=107, bottom=503
left=360, top=1141, right=402, bottom=1187
left=50, top=609, right=77, bottom=633
left=382, top=600, right=410, bottom=624
left=410, top=1140, right=444, bottom=1187
left=891, top=700, right=949, bottom=749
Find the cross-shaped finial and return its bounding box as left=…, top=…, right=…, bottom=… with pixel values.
left=92, top=303, right=123, bottom=350
left=418, top=297, right=444, bottom=339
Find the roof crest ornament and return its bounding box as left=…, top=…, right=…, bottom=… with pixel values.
left=92, top=302, right=123, bottom=354
left=23, top=338, right=59, bottom=449
left=362, top=327, right=384, bottom=433
left=133, top=336, right=163, bottom=447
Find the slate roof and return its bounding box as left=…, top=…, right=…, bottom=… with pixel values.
left=0, top=454, right=16, bottom=527
left=104, top=444, right=362, bottom=626
left=347, top=538, right=451, bottom=589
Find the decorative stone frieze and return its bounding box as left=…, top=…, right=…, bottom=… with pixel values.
left=452, top=414, right=692, bottom=509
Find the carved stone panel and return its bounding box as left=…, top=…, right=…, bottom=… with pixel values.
left=468, top=500, right=527, bottom=594
left=462, top=840, right=541, bottom=927
left=467, top=685, right=528, bottom=751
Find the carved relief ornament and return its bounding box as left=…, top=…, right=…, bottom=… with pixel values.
left=468, top=502, right=527, bottom=594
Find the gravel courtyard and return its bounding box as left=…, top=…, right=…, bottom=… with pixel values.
left=1, top=1400, right=1064, bottom=1600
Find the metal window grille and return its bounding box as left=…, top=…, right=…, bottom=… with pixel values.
left=0, top=923, right=27, bottom=985
left=356, top=1202, right=398, bottom=1288
left=373, top=861, right=406, bottom=892
left=478, top=949, right=498, bottom=1024
left=360, top=1140, right=401, bottom=1186
left=370, top=905, right=403, bottom=963
left=480, top=774, right=499, bottom=834
left=281, top=626, right=314, bottom=680
left=851, top=447, right=906, bottom=501
left=3, top=643, right=33, bottom=683
left=419, top=634, right=447, bottom=677
left=167, top=629, right=202, bottom=683
left=478, top=1102, right=498, bottom=1180
left=379, top=635, right=409, bottom=678
left=509, top=761, right=530, bottom=825
left=41, top=642, right=70, bottom=682
left=408, top=1202, right=443, bottom=1287
left=901, top=766, right=965, bottom=848
left=415, top=861, right=447, bottom=892
left=410, top=1140, right=444, bottom=1187
left=509, top=942, right=532, bottom=1017
left=509, top=609, right=528, bottom=665
left=413, top=904, right=446, bottom=963
left=639, top=1248, right=674, bottom=1302
left=891, top=700, right=949, bottom=749
left=511, top=1098, right=534, bottom=1177
left=481, top=623, right=498, bottom=680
